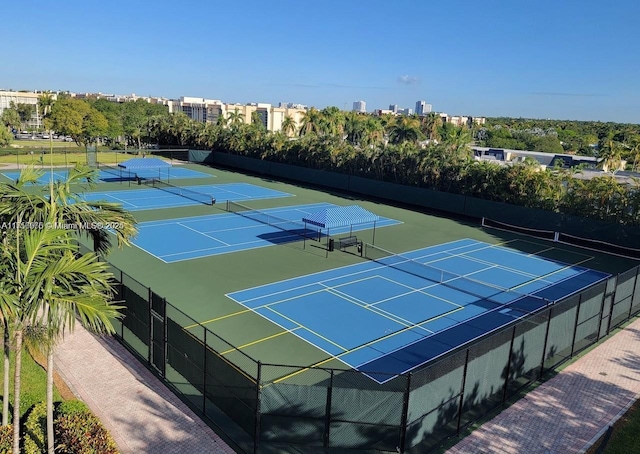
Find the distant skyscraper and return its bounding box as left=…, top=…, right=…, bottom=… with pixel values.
left=389, top=104, right=399, bottom=113
left=415, top=100, right=432, bottom=115
left=353, top=100, right=366, bottom=113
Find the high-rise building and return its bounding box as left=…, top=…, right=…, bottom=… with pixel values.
left=415, top=100, right=432, bottom=115
left=389, top=104, right=399, bottom=113
left=352, top=100, right=366, bottom=113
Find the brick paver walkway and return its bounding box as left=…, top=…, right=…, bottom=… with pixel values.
left=54, top=325, right=235, bottom=454
left=448, top=317, right=640, bottom=454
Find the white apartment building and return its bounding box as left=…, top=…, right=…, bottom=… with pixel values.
left=0, top=90, right=56, bottom=130
left=172, top=99, right=306, bottom=136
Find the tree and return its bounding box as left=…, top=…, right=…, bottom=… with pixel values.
left=250, top=111, right=266, bottom=130
left=281, top=115, right=296, bottom=137
left=227, top=109, right=245, bottom=129
left=37, top=93, right=55, bottom=119
left=13, top=103, right=35, bottom=129
left=0, top=128, right=12, bottom=147
left=421, top=112, right=442, bottom=141
left=48, top=98, right=109, bottom=150
left=1, top=109, right=21, bottom=132
left=299, top=108, right=323, bottom=136
left=388, top=116, right=423, bottom=145
left=0, top=165, right=136, bottom=453
left=122, top=99, right=157, bottom=149
left=597, top=133, right=624, bottom=172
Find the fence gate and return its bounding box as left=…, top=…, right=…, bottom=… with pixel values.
left=150, top=290, right=167, bottom=375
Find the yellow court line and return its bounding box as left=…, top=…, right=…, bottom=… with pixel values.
left=220, top=329, right=299, bottom=355
left=185, top=308, right=252, bottom=329
left=180, top=327, right=256, bottom=384
left=273, top=305, right=464, bottom=384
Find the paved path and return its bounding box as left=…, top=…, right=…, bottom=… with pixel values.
left=448, top=317, right=640, bottom=454
left=55, top=325, right=235, bottom=454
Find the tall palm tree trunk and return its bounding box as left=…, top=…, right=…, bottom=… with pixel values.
left=2, top=326, right=9, bottom=426
left=11, top=329, right=21, bottom=454
left=47, top=347, right=54, bottom=454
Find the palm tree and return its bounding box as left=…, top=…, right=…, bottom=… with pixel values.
left=421, top=112, right=442, bottom=141
left=281, top=115, right=296, bottom=137
left=388, top=116, right=423, bottom=145
left=37, top=93, right=55, bottom=130
left=442, top=126, right=473, bottom=163
left=298, top=108, right=323, bottom=137
left=0, top=165, right=136, bottom=453
left=215, top=112, right=229, bottom=128
left=227, top=109, right=245, bottom=129
left=597, top=133, right=623, bottom=172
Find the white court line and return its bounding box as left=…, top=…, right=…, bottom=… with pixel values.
left=265, top=306, right=349, bottom=352
left=91, top=192, right=138, bottom=208
left=320, top=284, right=434, bottom=335
left=177, top=222, right=231, bottom=246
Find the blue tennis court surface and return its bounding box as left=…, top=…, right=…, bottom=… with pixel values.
left=227, top=238, right=609, bottom=383
left=1, top=166, right=210, bottom=184
left=81, top=183, right=291, bottom=211
left=133, top=203, right=401, bottom=262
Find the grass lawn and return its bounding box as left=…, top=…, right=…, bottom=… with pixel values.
left=8, top=140, right=83, bottom=149
left=0, top=347, right=63, bottom=422
left=0, top=151, right=154, bottom=166
left=587, top=399, right=640, bottom=453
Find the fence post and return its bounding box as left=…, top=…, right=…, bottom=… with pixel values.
left=323, top=369, right=334, bottom=450
left=502, top=326, right=516, bottom=404
left=456, top=349, right=470, bottom=434
left=203, top=330, right=207, bottom=414
left=605, top=276, right=619, bottom=335
left=147, top=287, right=153, bottom=365
left=629, top=267, right=640, bottom=319
left=254, top=361, right=261, bottom=454
left=539, top=308, right=553, bottom=379
left=570, top=294, right=583, bottom=357
left=398, top=373, right=411, bottom=453
left=597, top=282, right=610, bottom=341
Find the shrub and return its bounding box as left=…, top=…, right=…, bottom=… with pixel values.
left=23, top=402, right=46, bottom=454
left=55, top=400, right=88, bottom=417
left=0, top=425, right=11, bottom=454
left=55, top=402, right=118, bottom=454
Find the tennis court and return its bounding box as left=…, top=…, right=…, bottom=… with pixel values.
left=227, top=238, right=609, bottom=383
left=81, top=182, right=292, bottom=211
left=1, top=166, right=210, bottom=184
left=133, top=203, right=401, bottom=262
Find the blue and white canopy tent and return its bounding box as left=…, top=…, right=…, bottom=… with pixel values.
left=302, top=205, right=380, bottom=253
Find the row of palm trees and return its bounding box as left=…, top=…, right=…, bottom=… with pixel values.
left=0, top=165, right=136, bottom=453
left=143, top=111, right=640, bottom=227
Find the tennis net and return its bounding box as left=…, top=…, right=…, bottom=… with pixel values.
left=363, top=243, right=551, bottom=309
left=99, top=164, right=136, bottom=180
left=482, top=218, right=558, bottom=242
left=226, top=200, right=319, bottom=241
left=143, top=178, right=214, bottom=206
left=482, top=217, right=640, bottom=259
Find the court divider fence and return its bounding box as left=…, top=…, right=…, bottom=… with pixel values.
left=77, top=240, right=640, bottom=453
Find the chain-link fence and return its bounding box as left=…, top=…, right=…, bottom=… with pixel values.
left=78, top=240, right=640, bottom=453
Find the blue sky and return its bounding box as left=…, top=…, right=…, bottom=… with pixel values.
left=2, top=0, right=639, bottom=123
